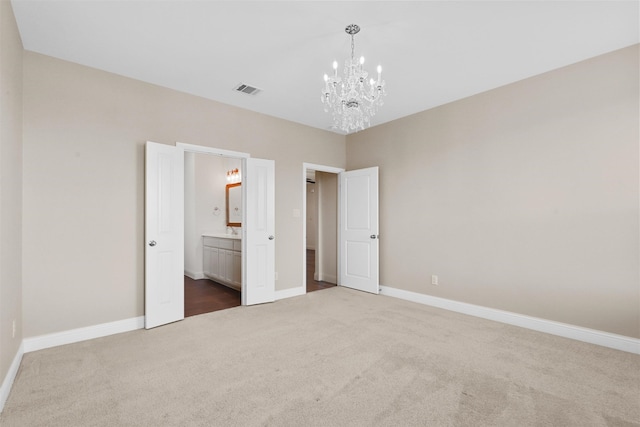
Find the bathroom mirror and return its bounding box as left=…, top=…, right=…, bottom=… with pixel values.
left=226, top=183, right=242, bottom=227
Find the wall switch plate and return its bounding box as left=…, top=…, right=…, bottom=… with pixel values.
left=431, top=275, right=439, bottom=286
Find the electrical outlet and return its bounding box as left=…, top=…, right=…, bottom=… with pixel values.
left=431, top=275, right=439, bottom=286
left=12, top=320, right=16, bottom=338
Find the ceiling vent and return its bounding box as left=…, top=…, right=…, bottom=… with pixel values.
left=234, top=83, right=262, bottom=96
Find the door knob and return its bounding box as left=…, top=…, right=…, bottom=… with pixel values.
left=370, top=235, right=379, bottom=239
left=148, top=240, right=157, bottom=247
left=268, top=235, right=275, bottom=240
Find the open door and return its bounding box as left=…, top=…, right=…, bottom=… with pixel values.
left=145, top=141, right=184, bottom=328
left=339, top=167, right=379, bottom=294
left=243, top=157, right=276, bottom=305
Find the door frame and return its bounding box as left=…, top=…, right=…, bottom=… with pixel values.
left=302, top=163, right=344, bottom=293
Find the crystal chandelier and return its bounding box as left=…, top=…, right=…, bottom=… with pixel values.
left=321, top=24, right=386, bottom=133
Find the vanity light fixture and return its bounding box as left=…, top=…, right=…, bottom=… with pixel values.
left=226, top=168, right=241, bottom=184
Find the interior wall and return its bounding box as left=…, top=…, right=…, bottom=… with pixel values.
left=184, top=153, right=231, bottom=279
left=306, top=182, right=317, bottom=250
left=22, top=51, right=345, bottom=338
left=195, top=154, right=221, bottom=239
left=0, top=0, right=23, bottom=386
left=347, top=45, right=640, bottom=338
left=184, top=152, right=197, bottom=278
left=316, top=172, right=337, bottom=284
left=193, top=154, right=225, bottom=277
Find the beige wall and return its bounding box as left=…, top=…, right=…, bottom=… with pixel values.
left=0, top=0, right=23, bottom=384
left=316, top=172, right=338, bottom=283
left=22, top=52, right=345, bottom=337
left=348, top=45, right=639, bottom=338
left=306, top=182, right=317, bottom=250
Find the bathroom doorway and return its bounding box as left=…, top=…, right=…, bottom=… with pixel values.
left=145, top=141, right=275, bottom=328
left=183, top=151, right=242, bottom=316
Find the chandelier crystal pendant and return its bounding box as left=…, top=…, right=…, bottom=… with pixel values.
left=321, top=24, right=386, bottom=133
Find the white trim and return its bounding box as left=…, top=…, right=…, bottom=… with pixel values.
left=303, top=163, right=344, bottom=175
left=275, top=286, right=305, bottom=301
left=23, top=316, right=145, bottom=353
left=318, top=273, right=337, bottom=284
left=0, top=342, right=23, bottom=413
left=380, top=286, right=640, bottom=355
left=184, top=269, right=205, bottom=280
left=176, top=142, right=250, bottom=158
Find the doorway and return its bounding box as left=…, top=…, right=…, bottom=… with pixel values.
left=306, top=169, right=337, bottom=292
left=303, top=164, right=343, bottom=293
left=301, top=163, right=381, bottom=297
left=145, top=141, right=275, bottom=329
left=183, top=151, right=242, bottom=316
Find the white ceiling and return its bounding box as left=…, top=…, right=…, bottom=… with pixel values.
left=11, top=1, right=639, bottom=134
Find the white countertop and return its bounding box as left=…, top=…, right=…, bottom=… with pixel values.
left=202, top=232, right=241, bottom=240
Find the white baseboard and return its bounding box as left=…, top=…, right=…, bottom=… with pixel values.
left=380, top=286, right=640, bottom=355
left=275, top=286, right=306, bottom=300
left=0, top=342, right=23, bottom=413
left=184, top=270, right=205, bottom=280
left=317, top=273, right=337, bottom=284
left=23, top=316, right=145, bottom=353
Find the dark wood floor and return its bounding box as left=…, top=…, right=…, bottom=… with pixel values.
left=306, top=249, right=337, bottom=292
left=184, top=276, right=240, bottom=317
left=184, top=249, right=336, bottom=317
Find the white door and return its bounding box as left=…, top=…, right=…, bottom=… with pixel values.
left=145, top=141, right=184, bottom=328
left=244, top=158, right=275, bottom=305
left=339, top=167, right=379, bottom=294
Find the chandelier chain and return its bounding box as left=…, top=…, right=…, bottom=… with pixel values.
left=351, top=34, right=355, bottom=61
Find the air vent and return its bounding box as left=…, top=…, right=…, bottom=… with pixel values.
left=234, top=83, right=262, bottom=96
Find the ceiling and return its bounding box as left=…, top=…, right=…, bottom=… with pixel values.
left=11, top=1, right=639, bottom=134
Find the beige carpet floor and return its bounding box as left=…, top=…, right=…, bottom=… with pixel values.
left=2, top=287, right=639, bottom=426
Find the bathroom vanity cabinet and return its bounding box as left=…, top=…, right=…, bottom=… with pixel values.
left=203, top=235, right=241, bottom=291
